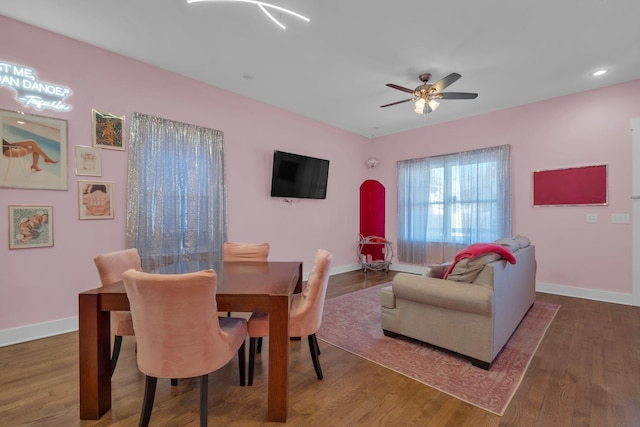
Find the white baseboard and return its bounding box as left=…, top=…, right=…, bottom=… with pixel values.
left=0, top=317, right=78, bottom=347
left=536, top=281, right=634, bottom=306
left=3, top=267, right=631, bottom=347
left=389, top=263, right=426, bottom=275
left=0, top=264, right=366, bottom=347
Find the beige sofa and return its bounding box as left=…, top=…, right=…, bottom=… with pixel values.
left=380, top=236, right=536, bottom=369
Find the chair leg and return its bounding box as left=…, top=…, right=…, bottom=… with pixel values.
left=111, top=335, right=123, bottom=377
left=200, top=374, right=208, bottom=427
left=171, top=378, right=178, bottom=386
left=248, top=337, right=257, bottom=386
left=139, top=376, right=157, bottom=427
left=257, top=337, right=263, bottom=354
left=308, top=334, right=323, bottom=380
left=313, top=334, right=321, bottom=355
left=237, top=340, right=246, bottom=386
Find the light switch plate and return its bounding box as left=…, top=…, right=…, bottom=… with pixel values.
left=611, top=213, right=630, bottom=224
left=586, top=214, right=598, bottom=223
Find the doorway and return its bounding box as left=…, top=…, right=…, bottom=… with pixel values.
left=632, top=118, right=640, bottom=306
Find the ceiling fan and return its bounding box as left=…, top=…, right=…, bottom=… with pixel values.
left=381, top=72, right=478, bottom=114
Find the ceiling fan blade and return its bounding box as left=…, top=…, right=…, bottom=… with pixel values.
left=436, top=92, right=478, bottom=100
left=380, top=98, right=414, bottom=108
left=386, top=83, right=415, bottom=94
left=431, top=73, right=462, bottom=93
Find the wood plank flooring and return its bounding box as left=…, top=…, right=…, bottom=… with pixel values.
left=1, top=270, right=639, bottom=426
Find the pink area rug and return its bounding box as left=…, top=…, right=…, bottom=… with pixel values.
left=317, top=283, right=559, bottom=415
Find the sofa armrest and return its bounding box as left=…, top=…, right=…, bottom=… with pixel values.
left=391, top=273, right=493, bottom=316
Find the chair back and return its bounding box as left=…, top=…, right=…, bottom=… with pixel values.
left=122, top=269, right=240, bottom=379
left=290, top=249, right=333, bottom=336
left=223, top=242, right=269, bottom=261
left=94, top=248, right=142, bottom=286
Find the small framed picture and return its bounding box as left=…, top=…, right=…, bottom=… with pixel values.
left=8, top=205, right=54, bottom=249
left=92, top=109, right=125, bottom=150
left=78, top=180, right=114, bottom=219
left=75, top=146, right=102, bottom=176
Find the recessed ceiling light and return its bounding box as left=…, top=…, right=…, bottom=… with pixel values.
left=591, top=69, right=608, bottom=77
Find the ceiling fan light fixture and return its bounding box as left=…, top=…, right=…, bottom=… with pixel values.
left=383, top=72, right=477, bottom=114
left=414, top=98, right=439, bottom=114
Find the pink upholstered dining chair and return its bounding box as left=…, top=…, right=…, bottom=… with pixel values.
left=93, top=248, right=142, bottom=376
left=223, top=242, right=270, bottom=262
left=247, top=249, right=333, bottom=385
left=222, top=242, right=270, bottom=316
left=122, top=268, right=247, bottom=427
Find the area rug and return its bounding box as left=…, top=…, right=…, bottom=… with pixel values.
left=317, top=283, right=559, bottom=416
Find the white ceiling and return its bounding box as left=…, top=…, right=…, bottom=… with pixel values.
left=2, top=0, right=639, bottom=138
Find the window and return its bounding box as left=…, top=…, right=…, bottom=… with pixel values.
left=397, top=145, right=511, bottom=265
left=126, top=113, right=227, bottom=272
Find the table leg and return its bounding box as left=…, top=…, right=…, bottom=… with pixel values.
left=267, top=295, right=290, bottom=422
left=79, top=293, right=112, bottom=419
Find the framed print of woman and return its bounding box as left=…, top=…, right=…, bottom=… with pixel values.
left=79, top=181, right=114, bottom=219
left=0, top=109, right=68, bottom=190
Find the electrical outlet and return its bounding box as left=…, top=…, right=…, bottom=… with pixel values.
left=611, top=213, right=630, bottom=224
left=586, top=214, right=598, bottom=223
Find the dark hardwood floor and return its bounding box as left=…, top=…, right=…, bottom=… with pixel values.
left=1, top=269, right=639, bottom=426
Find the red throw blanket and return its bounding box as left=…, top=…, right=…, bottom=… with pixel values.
left=443, top=243, right=516, bottom=280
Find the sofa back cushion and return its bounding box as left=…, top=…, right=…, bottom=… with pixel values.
left=423, top=261, right=452, bottom=279
left=445, top=252, right=502, bottom=283
left=444, top=243, right=516, bottom=282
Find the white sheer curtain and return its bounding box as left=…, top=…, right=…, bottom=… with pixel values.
left=126, top=113, right=227, bottom=272
left=397, top=145, right=511, bottom=265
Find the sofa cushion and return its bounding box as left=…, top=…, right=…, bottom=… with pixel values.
left=492, top=238, right=520, bottom=252
left=443, top=243, right=517, bottom=282
left=493, top=235, right=531, bottom=252
left=445, top=252, right=502, bottom=283
left=423, top=261, right=452, bottom=279
left=513, top=235, right=531, bottom=249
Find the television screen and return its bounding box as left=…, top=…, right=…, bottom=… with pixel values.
left=270, top=150, right=329, bottom=199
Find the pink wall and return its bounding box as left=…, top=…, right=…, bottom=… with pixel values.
left=2, top=15, right=638, bottom=336
left=373, top=79, right=640, bottom=295
left=0, top=16, right=371, bottom=331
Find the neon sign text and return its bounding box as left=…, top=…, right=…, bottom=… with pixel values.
left=0, top=61, right=72, bottom=112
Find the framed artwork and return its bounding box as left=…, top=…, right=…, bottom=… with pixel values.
left=78, top=180, right=114, bottom=219
left=75, top=146, right=102, bottom=176
left=0, top=109, right=68, bottom=190
left=92, top=109, right=125, bottom=150
left=8, top=205, right=54, bottom=249
left=533, top=164, right=608, bottom=206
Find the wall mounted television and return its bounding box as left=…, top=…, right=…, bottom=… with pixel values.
left=270, top=150, right=330, bottom=199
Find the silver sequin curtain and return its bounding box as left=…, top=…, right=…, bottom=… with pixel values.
left=126, top=113, right=227, bottom=272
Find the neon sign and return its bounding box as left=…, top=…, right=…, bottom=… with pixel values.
left=0, top=61, right=72, bottom=112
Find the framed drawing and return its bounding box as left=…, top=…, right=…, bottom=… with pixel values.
left=0, top=109, right=68, bottom=190
left=75, top=146, right=102, bottom=176
left=92, top=109, right=125, bottom=150
left=533, top=164, right=608, bottom=206
left=79, top=180, right=114, bottom=219
left=9, top=205, right=54, bottom=249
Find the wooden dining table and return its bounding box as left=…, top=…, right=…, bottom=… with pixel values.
left=78, top=260, right=302, bottom=422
